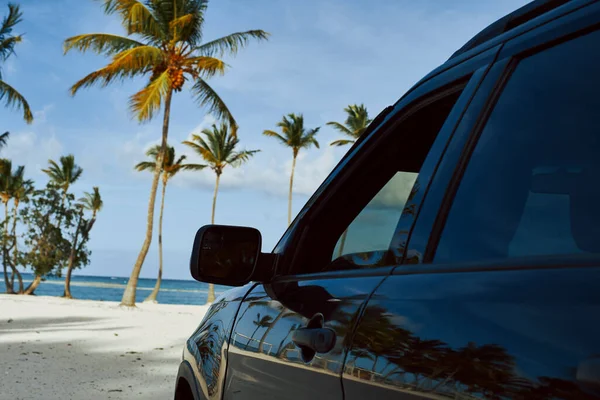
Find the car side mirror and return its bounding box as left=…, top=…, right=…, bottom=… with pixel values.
left=190, top=225, right=263, bottom=286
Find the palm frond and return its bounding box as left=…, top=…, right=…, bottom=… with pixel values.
left=69, top=45, right=162, bottom=95
left=42, top=159, right=62, bottom=182
left=169, top=13, right=194, bottom=33
left=0, top=131, right=9, bottom=149
left=42, top=155, right=83, bottom=189
left=305, top=128, right=320, bottom=149
left=184, top=123, right=256, bottom=172
left=178, top=163, right=206, bottom=171
left=0, top=80, right=32, bottom=123
left=0, top=4, right=21, bottom=38
left=228, top=149, right=260, bottom=167
left=185, top=56, right=226, bottom=78
left=326, top=121, right=353, bottom=136
left=63, top=33, right=145, bottom=56
left=111, top=45, right=164, bottom=70
left=262, top=130, right=288, bottom=145
left=145, top=144, right=161, bottom=158
left=265, top=113, right=320, bottom=152
left=0, top=4, right=22, bottom=61
left=191, top=78, right=236, bottom=129
left=330, top=139, right=355, bottom=147
left=197, top=30, right=270, bottom=57
left=102, top=0, right=164, bottom=41
left=183, top=136, right=217, bottom=164
left=0, top=35, right=20, bottom=61
left=177, top=0, right=208, bottom=44
left=170, top=154, right=185, bottom=166
left=80, top=186, right=103, bottom=213
left=129, top=69, right=170, bottom=122
left=135, top=160, right=156, bottom=172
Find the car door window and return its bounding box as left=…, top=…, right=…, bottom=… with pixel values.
left=285, top=84, right=471, bottom=275
left=434, top=29, right=600, bottom=263
left=331, top=171, right=417, bottom=260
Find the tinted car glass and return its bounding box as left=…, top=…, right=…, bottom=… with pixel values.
left=332, top=171, right=417, bottom=260
left=435, top=29, right=600, bottom=263
left=326, top=88, right=464, bottom=271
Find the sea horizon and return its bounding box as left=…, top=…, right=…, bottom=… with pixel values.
left=1, top=272, right=228, bottom=305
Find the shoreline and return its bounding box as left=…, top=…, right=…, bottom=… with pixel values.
left=0, top=294, right=208, bottom=399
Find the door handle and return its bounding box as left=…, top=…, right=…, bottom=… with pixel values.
left=292, top=327, right=336, bottom=353
left=292, top=313, right=336, bottom=362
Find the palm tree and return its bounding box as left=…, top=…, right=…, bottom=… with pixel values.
left=0, top=159, right=24, bottom=293
left=64, top=0, right=268, bottom=307
left=183, top=123, right=259, bottom=303
left=63, top=187, right=103, bottom=298
left=327, top=104, right=371, bottom=147
left=257, top=307, right=294, bottom=354
left=80, top=186, right=104, bottom=225
left=245, top=313, right=273, bottom=350
left=276, top=323, right=299, bottom=358
left=42, top=155, right=83, bottom=210
left=136, top=145, right=204, bottom=303
left=9, top=169, right=32, bottom=293
left=0, top=4, right=32, bottom=123
left=264, top=114, right=320, bottom=226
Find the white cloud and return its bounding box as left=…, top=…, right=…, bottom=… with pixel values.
left=173, top=142, right=343, bottom=198
left=2, top=130, right=63, bottom=178
left=33, top=104, right=55, bottom=124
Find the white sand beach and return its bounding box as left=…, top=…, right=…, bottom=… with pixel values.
left=0, top=294, right=208, bottom=400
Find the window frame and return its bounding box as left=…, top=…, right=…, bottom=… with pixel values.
left=269, top=75, right=488, bottom=280
left=424, top=3, right=600, bottom=265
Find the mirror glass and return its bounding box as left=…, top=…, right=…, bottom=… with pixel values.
left=192, top=225, right=261, bottom=285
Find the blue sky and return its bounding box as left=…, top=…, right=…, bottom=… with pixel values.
left=2, top=0, right=528, bottom=279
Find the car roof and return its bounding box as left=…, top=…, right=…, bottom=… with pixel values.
left=450, top=0, right=572, bottom=60
left=392, top=0, right=586, bottom=108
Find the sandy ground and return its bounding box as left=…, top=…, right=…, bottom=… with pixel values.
left=0, top=294, right=208, bottom=400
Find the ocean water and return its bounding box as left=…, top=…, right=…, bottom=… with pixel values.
left=3, top=272, right=229, bottom=305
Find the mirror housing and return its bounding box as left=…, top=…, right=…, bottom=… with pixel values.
left=190, top=225, right=265, bottom=286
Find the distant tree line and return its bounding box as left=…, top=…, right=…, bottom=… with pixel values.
left=0, top=145, right=103, bottom=297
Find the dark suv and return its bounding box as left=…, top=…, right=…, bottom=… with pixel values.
left=174, top=1, right=600, bottom=398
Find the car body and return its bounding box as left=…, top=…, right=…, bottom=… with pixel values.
left=175, top=0, right=600, bottom=399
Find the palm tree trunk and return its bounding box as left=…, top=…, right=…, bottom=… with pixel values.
left=276, top=326, right=296, bottom=358
left=3, top=201, right=13, bottom=294
left=23, top=274, right=41, bottom=295
left=207, top=172, right=221, bottom=304
left=288, top=152, right=298, bottom=226
left=246, top=325, right=262, bottom=350
left=211, top=173, right=220, bottom=225
left=258, top=309, right=286, bottom=354
left=57, top=188, right=68, bottom=229
left=63, top=259, right=74, bottom=299
left=144, top=176, right=167, bottom=303
left=11, top=201, right=22, bottom=293
left=63, top=209, right=83, bottom=299
left=121, top=88, right=173, bottom=307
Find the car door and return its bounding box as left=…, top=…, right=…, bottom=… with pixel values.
left=344, top=3, right=600, bottom=399
left=221, top=48, right=500, bottom=399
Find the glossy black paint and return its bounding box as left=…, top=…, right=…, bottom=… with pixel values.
left=222, top=275, right=389, bottom=399
left=344, top=264, right=600, bottom=399
left=181, top=284, right=254, bottom=400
